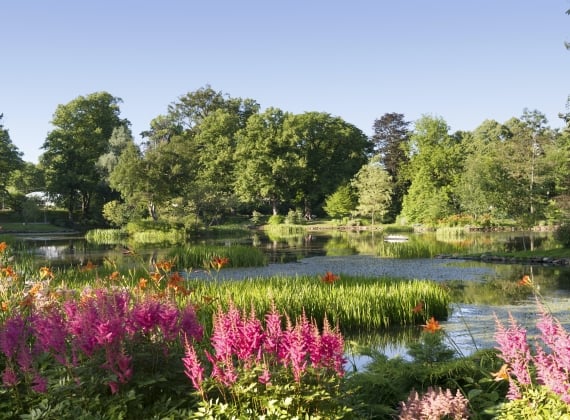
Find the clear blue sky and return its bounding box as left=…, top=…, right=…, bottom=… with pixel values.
left=2, top=0, right=569, bottom=163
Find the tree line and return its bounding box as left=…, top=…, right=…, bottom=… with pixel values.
left=1, top=86, right=569, bottom=229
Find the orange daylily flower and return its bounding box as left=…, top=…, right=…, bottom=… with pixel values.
left=108, top=271, right=120, bottom=281
left=202, top=295, right=216, bottom=305
left=168, top=272, right=184, bottom=288
left=82, top=261, right=97, bottom=271
left=28, top=283, right=42, bottom=297
left=491, top=364, right=510, bottom=382
left=20, top=295, right=34, bottom=308
left=156, top=260, right=174, bottom=272
left=412, top=300, right=425, bottom=314
left=0, top=242, right=7, bottom=253
left=210, top=256, right=229, bottom=271
left=518, top=275, right=533, bottom=287
left=1, top=301, right=8, bottom=312
left=422, top=317, right=442, bottom=333
left=39, top=266, right=54, bottom=280
left=138, top=278, right=148, bottom=290
left=321, top=271, right=340, bottom=284
left=150, top=272, right=162, bottom=283
left=1, top=266, right=17, bottom=278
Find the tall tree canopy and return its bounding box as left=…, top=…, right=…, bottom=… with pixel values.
left=40, top=92, right=129, bottom=221
left=351, top=158, right=393, bottom=225
left=286, top=112, right=372, bottom=218
left=112, top=86, right=258, bottom=226
left=454, top=120, right=511, bottom=221
left=500, top=110, right=558, bottom=226
left=234, top=110, right=371, bottom=217
left=0, top=114, right=25, bottom=198
left=371, top=113, right=411, bottom=221
left=401, top=115, right=464, bottom=224
left=234, top=108, right=296, bottom=215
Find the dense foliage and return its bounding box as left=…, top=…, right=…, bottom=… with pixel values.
left=1, top=85, right=570, bottom=229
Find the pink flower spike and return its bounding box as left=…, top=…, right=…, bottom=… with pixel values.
left=182, top=337, right=204, bottom=391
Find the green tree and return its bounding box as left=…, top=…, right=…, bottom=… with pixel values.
left=351, top=159, right=393, bottom=225
left=108, top=142, right=149, bottom=222
left=547, top=128, right=570, bottom=217
left=97, top=125, right=135, bottom=182
left=138, top=86, right=259, bottom=225
left=286, top=112, right=372, bottom=218
left=190, top=109, right=243, bottom=224
left=371, top=113, right=411, bottom=221
left=7, top=162, right=45, bottom=195
left=234, top=108, right=297, bottom=215
left=323, top=184, right=356, bottom=219
left=501, top=110, right=557, bottom=226
left=40, top=92, right=129, bottom=222
left=401, top=115, right=464, bottom=225
left=0, top=114, right=25, bottom=203
left=454, top=120, right=511, bottom=221
left=144, top=85, right=258, bottom=144
left=110, top=135, right=196, bottom=224
left=234, top=111, right=371, bottom=218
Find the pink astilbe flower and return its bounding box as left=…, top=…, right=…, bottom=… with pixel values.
left=180, top=304, right=203, bottom=342
left=399, top=386, right=470, bottom=420
left=115, top=353, right=133, bottom=384
left=94, top=319, right=123, bottom=345
left=182, top=337, right=204, bottom=391
left=130, top=298, right=162, bottom=332
left=210, top=308, right=234, bottom=360
left=1, top=368, right=18, bottom=387
left=0, top=315, right=34, bottom=374
left=157, top=303, right=180, bottom=340
left=281, top=317, right=308, bottom=382
left=205, top=350, right=238, bottom=386
left=183, top=301, right=346, bottom=394
left=236, top=307, right=265, bottom=364
left=494, top=312, right=532, bottom=397
left=263, top=303, right=283, bottom=354
left=258, top=362, right=272, bottom=385
left=31, top=373, right=48, bottom=393
left=534, top=345, right=570, bottom=403
left=108, top=381, right=119, bottom=394
left=0, top=314, right=28, bottom=359
left=532, top=304, right=570, bottom=403
left=318, top=318, right=346, bottom=376
left=30, top=309, right=68, bottom=364
left=64, top=296, right=105, bottom=356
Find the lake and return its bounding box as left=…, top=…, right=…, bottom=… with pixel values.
left=13, top=228, right=570, bottom=363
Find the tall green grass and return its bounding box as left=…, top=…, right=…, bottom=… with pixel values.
left=85, top=229, right=127, bottom=244
left=188, top=274, right=450, bottom=333
left=169, top=244, right=267, bottom=268
left=378, top=237, right=464, bottom=258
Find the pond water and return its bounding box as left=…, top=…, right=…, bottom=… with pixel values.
left=12, top=229, right=570, bottom=364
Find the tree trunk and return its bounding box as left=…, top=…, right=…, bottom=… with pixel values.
left=304, top=198, right=312, bottom=220
left=80, top=193, right=90, bottom=219
left=148, top=201, right=158, bottom=221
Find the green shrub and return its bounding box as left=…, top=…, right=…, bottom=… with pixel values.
left=268, top=214, right=284, bottom=225
left=496, top=386, right=570, bottom=419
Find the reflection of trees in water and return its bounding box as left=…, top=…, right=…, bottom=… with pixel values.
left=502, top=233, right=552, bottom=252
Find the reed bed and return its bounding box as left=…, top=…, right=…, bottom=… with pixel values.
left=169, top=244, right=267, bottom=268
left=84, top=228, right=127, bottom=244
left=188, top=274, right=450, bottom=334
left=378, top=237, right=464, bottom=258
left=131, top=229, right=186, bottom=244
